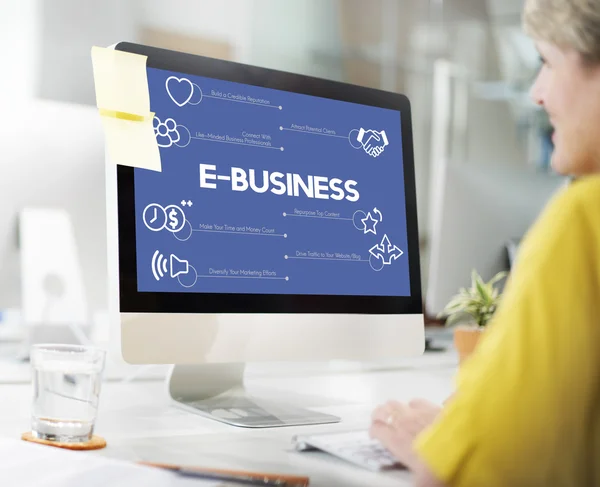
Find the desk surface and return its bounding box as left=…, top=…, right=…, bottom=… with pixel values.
left=0, top=348, right=456, bottom=486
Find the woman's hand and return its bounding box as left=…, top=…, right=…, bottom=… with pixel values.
left=369, top=399, right=442, bottom=470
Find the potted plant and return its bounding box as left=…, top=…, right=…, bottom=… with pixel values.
left=438, top=269, right=507, bottom=364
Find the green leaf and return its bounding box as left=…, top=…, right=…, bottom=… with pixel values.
left=440, top=268, right=507, bottom=328
left=445, top=312, right=468, bottom=327
left=475, top=280, right=489, bottom=301
left=489, top=271, right=508, bottom=287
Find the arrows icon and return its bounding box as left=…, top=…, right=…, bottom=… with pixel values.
left=369, top=234, right=404, bottom=265
left=373, top=207, right=383, bottom=222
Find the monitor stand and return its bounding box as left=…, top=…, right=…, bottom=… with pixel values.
left=166, top=363, right=341, bottom=428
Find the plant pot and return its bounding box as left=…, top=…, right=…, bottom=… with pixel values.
left=453, top=325, right=484, bottom=364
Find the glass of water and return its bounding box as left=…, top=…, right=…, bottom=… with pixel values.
left=30, top=344, right=106, bottom=443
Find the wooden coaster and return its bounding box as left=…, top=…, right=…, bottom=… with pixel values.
left=21, top=432, right=107, bottom=451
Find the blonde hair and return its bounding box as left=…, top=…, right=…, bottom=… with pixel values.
left=523, top=0, right=600, bottom=63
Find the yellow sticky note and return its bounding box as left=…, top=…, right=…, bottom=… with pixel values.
left=91, top=46, right=150, bottom=116
left=91, top=46, right=162, bottom=172
left=101, top=117, right=161, bottom=172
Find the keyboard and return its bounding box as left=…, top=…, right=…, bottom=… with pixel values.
left=292, top=430, right=404, bottom=471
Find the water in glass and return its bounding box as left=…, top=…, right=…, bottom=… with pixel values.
left=30, top=345, right=105, bottom=443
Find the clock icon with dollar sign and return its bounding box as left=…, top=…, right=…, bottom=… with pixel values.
left=163, top=204, right=186, bottom=233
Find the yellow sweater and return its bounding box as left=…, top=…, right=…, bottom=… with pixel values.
left=415, top=174, right=600, bottom=486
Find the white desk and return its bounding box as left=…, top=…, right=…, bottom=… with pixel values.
left=0, top=348, right=456, bottom=486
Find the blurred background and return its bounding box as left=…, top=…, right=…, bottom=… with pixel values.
left=1, top=0, right=562, bottom=340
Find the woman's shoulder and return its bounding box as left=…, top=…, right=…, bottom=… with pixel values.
left=541, top=174, right=600, bottom=221
left=518, top=174, right=600, bottom=263
left=567, top=174, right=600, bottom=200
left=563, top=174, right=600, bottom=205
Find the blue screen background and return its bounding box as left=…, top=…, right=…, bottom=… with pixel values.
left=134, top=67, right=411, bottom=297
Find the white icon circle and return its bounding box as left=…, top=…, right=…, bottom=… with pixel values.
left=369, top=253, right=385, bottom=272
left=165, top=118, right=176, bottom=131
left=178, top=264, right=198, bottom=288
left=173, top=220, right=193, bottom=242
left=174, top=125, right=191, bottom=148
left=348, top=129, right=363, bottom=149
left=163, top=205, right=186, bottom=233
left=143, top=203, right=167, bottom=231
left=352, top=210, right=367, bottom=231
left=188, top=84, right=203, bottom=105
left=157, top=123, right=169, bottom=136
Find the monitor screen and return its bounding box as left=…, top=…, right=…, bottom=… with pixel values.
left=133, top=67, right=410, bottom=297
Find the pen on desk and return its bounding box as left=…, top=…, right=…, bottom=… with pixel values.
left=139, top=462, right=310, bottom=487
left=176, top=467, right=288, bottom=486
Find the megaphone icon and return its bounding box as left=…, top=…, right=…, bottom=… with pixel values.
left=170, top=254, right=189, bottom=278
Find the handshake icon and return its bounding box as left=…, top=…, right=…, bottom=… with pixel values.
left=356, top=128, right=389, bottom=158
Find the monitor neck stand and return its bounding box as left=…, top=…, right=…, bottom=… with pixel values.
left=166, top=363, right=340, bottom=428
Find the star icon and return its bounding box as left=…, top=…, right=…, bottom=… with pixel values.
left=187, top=200, right=193, bottom=207
left=181, top=200, right=187, bottom=207
left=361, top=212, right=378, bottom=235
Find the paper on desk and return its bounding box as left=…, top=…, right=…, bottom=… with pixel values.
left=0, top=439, right=220, bottom=487
left=90, top=46, right=162, bottom=172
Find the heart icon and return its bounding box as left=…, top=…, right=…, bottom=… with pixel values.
left=166, top=76, right=194, bottom=107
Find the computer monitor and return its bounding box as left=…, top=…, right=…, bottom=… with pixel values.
left=426, top=160, right=566, bottom=317
left=0, top=99, right=107, bottom=327
left=105, top=42, right=423, bottom=427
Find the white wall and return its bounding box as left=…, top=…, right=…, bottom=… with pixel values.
left=417, top=21, right=529, bottom=296
left=247, top=0, right=343, bottom=79
left=37, top=0, right=139, bottom=105
left=0, top=0, right=39, bottom=99
left=0, top=99, right=106, bottom=312
left=461, top=27, right=526, bottom=167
